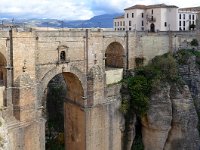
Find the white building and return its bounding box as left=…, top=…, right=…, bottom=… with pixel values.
left=113, top=4, right=200, bottom=32
left=178, top=7, right=200, bottom=31
left=114, top=15, right=125, bottom=31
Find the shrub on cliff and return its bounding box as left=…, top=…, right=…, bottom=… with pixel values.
left=120, top=53, right=180, bottom=117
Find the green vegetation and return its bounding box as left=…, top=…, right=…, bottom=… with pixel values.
left=120, top=53, right=180, bottom=117
left=121, top=52, right=186, bottom=150
left=132, top=135, right=144, bottom=150
left=46, top=85, right=65, bottom=150
left=190, top=39, right=199, bottom=47
left=175, top=49, right=200, bottom=65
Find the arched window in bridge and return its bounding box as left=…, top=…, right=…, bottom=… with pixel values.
left=57, top=45, right=69, bottom=64
left=60, top=51, right=66, bottom=61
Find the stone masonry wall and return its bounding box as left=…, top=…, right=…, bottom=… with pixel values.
left=0, top=29, right=199, bottom=150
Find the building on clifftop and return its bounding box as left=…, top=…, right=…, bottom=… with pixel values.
left=113, top=4, right=200, bottom=32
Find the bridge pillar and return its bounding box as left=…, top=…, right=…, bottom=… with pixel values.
left=10, top=72, right=41, bottom=150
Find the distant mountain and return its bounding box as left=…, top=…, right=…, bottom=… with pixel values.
left=0, top=13, right=123, bottom=28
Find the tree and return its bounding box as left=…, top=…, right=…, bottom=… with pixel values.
left=191, top=39, right=199, bottom=47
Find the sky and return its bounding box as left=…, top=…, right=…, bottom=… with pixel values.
left=0, top=0, right=199, bottom=20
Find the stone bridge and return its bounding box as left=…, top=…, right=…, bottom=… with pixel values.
left=0, top=28, right=198, bottom=150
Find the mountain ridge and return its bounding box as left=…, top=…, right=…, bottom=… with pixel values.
left=0, top=13, right=122, bottom=28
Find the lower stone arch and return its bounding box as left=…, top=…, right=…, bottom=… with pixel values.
left=0, top=52, right=6, bottom=86
left=0, top=52, right=7, bottom=107
left=44, top=72, right=86, bottom=150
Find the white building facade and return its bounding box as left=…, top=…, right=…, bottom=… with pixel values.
left=178, top=7, right=200, bottom=31
left=114, top=4, right=200, bottom=32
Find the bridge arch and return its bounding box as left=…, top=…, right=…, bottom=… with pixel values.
left=0, top=52, right=7, bottom=107
left=43, top=71, right=86, bottom=149
left=105, top=42, right=125, bottom=68
left=0, top=52, right=7, bottom=86
left=39, top=65, right=87, bottom=102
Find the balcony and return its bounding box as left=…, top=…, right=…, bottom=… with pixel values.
left=146, top=16, right=156, bottom=22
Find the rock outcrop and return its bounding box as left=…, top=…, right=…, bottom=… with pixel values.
left=0, top=116, right=8, bottom=150
left=142, top=83, right=172, bottom=150
left=178, top=56, right=200, bottom=117
left=142, top=83, right=200, bottom=150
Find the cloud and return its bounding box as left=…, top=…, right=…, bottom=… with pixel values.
left=0, top=0, right=199, bottom=20
left=0, top=0, right=94, bottom=20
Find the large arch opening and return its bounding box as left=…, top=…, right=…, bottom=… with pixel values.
left=0, top=52, right=7, bottom=107
left=44, top=72, right=85, bottom=150
left=105, top=42, right=125, bottom=69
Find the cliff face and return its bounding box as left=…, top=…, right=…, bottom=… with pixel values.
left=141, top=54, right=200, bottom=150
left=178, top=56, right=200, bottom=120
left=0, top=117, right=8, bottom=150
left=142, top=83, right=200, bottom=150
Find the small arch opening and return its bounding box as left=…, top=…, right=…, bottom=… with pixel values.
left=105, top=42, right=125, bottom=70
left=60, top=51, right=66, bottom=62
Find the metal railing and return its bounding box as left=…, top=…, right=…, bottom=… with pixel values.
left=146, top=17, right=156, bottom=22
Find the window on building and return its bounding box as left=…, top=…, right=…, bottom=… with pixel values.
left=164, top=22, right=167, bottom=27
left=123, top=21, right=125, bottom=26
left=189, top=21, right=191, bottom=25
left=132, top=13, right=134, bottom=18
left=141, top=27, right=144, bottom=31
left=179, top=14, right=181, bottom=19
left=151, top=16, right=153, bottom=21
left=142, top=20, right=144, bottom=26
left=183, top=27, right=185, bottom=31
left=123, top=28, right=125, bottom=30
left=179, top=21, right=181, bottom=26
left=179, top=27, right=182, bottom=31
left=189, top=15, right=191, bottom=19
left=127, top=13, right=129, bottom=18
left=152, top=9, right=153, bottom=14
left=129, top=27, right=131, bottom=30
left=120, top=21, right=122, bottom=26
left=192, top=15, right=195, bottom=20
left=183, top=21, right=185, bottom=26
left=183, top=14, right=185, bottom=19
left=117, top=22, right=119, bottom=26
left=129, top=21, right=131, bottom=26
left=115, top=22, right=116, bottom=26
left=142, top=13, right=144, bottom=18
left=60, top=51, right=66, bottom=61
left=193, top=21, right=195, bottom=25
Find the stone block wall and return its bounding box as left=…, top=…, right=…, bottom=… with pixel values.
left=0, top=29, right=199, bottom=150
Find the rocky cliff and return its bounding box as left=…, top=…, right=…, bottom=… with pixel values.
left=142, top=83, right=199, bottom=150
left=0, top=116, right=8, bottom=150
left=122, top=51, right=200, bottom=150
